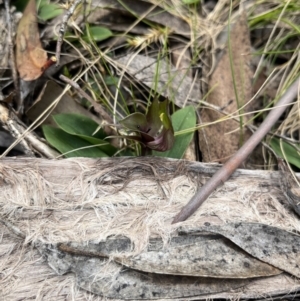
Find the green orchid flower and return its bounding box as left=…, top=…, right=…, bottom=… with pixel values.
left=119, top=98, right=174, bottom=152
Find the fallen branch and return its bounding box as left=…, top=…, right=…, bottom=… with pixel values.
left=172, top=77, right=300, bottom=224
left=0, top=104, right=60, bottom=158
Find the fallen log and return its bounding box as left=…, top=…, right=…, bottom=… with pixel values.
left=1, top=157, right=300, bottom=300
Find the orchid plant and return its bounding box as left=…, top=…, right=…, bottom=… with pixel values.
left=119, top=98, right=174, bottom=152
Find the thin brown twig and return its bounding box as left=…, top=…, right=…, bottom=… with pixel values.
left=4, top=0, right=21, bottom=113
left=172, top=77, right=300, bottom=224
left=55, top=0, right=82, bottom=65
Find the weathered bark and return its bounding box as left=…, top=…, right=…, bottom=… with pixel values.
left=1, top=157, right=300, bottom=300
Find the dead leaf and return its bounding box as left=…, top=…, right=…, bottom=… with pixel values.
left=199, top=12, right=253, bottom=162
left=75, top=260, right=249, bottom=299
left=181, top=222, right=300, bottom=278
left=57, top=233, right=280, bottom=279
left=89, top=0, right=191, bottom=37
left=116, top=54, right=201, bottom=107
left=16, top=0, right=48, bottom=81
left=114, top=235, right=281, bottom=278
left=36, top=242, right=250, bottom=299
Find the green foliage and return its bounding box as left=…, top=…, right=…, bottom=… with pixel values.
left=120, top=112, right=148, bottom=131
left=53, top=114, right=106, bottom=139
left=83, top=26, right=113, bottom=42
left=249, top=3, right=300, bottom=28
left=38, top=1, right=63, bottom=21
left=270, top=138, right=300, bottom=169
left=43, top=126, right=109, bottom=158
left=14, top=0, right=63, bottom=19
left=153, top=106, right=196, bottom=159
left=43, top=113, right=117, bottom=158
left=63, top=26, right=112, bottom=44
left=182, top=0, right=201, bottom=4
left=43, top=106, right=195, bottom=159
left=119, top=98, right=174, bottom=152
left=53, top=114, right=116, bottom=156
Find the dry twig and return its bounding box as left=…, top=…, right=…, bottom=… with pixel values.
left=4, top=0, right=21, bottom=113
left=55, top=0, right=82, bottom=65
left=173, top=77, right=300, bottom=223
left=0, top=104, right=60, bottom=158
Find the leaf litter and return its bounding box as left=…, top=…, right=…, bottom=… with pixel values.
left=199, top=12, right=253, bottom=163
left=16, top=0, right=48, bottom=81
left=35, top=239, right=251, bottom=299
left=2, top=157, right=300, bottom=299
left=0, top=0, right=300, bottom=300
left=115, top=54, right=201, bottom=108
left=180, top=222, right=300, bottom=278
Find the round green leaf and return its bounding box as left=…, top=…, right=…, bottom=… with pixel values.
left=84, top=26, right=113, bottom=42
left=153, top=106, right=196, bottom=159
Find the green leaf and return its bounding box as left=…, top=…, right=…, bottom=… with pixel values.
left=43, top=126, right=108, bottom=158
left=270, top=138, right=300, bottom=169
left=104, top=76, right=119, bottom=86
left=53, top=113, right=104, bottom=138
left=53, top=113, right=117, bottom=156
left=38, top=3, right=64, bottom=21
left=119, top=112, right=148, bottom=132
left=153, top=106, right=196, bottom=159
left=182, top=0, right=200, bottom=4
left=84, top=26, right=113, bottom=42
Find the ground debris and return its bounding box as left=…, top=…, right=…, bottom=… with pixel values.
left=180, top=222, right=300, bottom=278
left=37, top=240, right=251, bottom=299
left=1, top=157, right=300, bottom=300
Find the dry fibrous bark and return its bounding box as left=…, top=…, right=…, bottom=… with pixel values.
left=1, top=157, right=300, bottom=300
